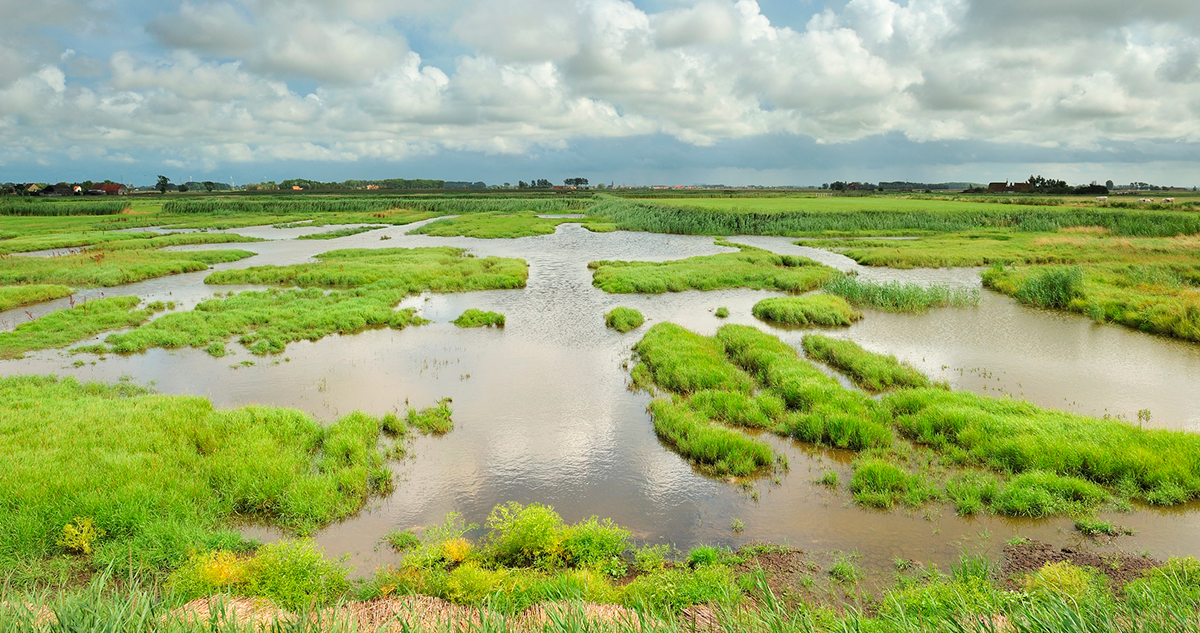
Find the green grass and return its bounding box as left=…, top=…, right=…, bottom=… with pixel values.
left=206, top=246, right=528, bottom=292
left=406, top=398, right=454, bottom=435
left=823, top=276, right=981, bottom=313
left=100, top=287, right=429, bottom=356
left=296, top=226, right=385, bottom=240
left=1074, top=517, right=1120, bottom=536
left=589, top=241, right=839, bottom=294
left=453, top=309, right=505, bottom=328
left=0, top=248, right=256, bottom=287
left=0, top=285, right=73, bottom=312
left=648, top=399, right=775, bottom=477
left=751, top=294, right=861, bottom=326
left=0, top=199, right=128, bottom=216
left=885, top=388, right=1200, bottom=505
left=0, top=296, right=162, bottom=359
left=631, top=323, right=755, bottom=395
left=0, top=230, right=259, bottom=255
left=714, top=306, right=729, bottom=318
left=801, top=334, right=933, bottom=392
left=849, top=458, right=939, bottom=509
left=409, top=213, right=586, bottom=239
left=605, top=307, right=644, bottom=333
left=0, top=375, right=405, bottom=584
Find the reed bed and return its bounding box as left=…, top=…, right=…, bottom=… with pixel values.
left=823, top=276, right=980, bottom=313
left=0, top=285, right=72, bottom=312
left=0, top=199, right=129, bottom=216
left=0, top=296, right=159, bottom=359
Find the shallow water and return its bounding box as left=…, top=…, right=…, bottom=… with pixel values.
left=4, top=222, right=1200, bottom=579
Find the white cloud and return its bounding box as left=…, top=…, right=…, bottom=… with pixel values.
left=3, top=0, right=1200, bottom=169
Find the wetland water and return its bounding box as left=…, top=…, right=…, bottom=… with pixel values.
left=4, top=221, right=1200, bottom=579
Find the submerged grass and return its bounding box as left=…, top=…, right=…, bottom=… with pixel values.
left=605, top=307, right=644, bottom=333
left=590, top=241, right=839, bottom=294
left=453, top=309, right=505, bottom=328
left=801, top=334, right=933, bottom=392
left=0, top=285, right=73, bottom=312
left=751, top=294, right=860, bottom=326
left=0, top=375, right=404, bottom=584
left=824, top=276, right=980, bottom=313
left=407, top=399, right=454, bottom=435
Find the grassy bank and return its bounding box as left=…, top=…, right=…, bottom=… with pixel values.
left=751, top=295, right=860, bottom=326
left=605, top=307, right=644, bottom=333
left=0, top=285, right=73, bottom=312
left=0, top=375, right=415, bottom=585
left=631, top=322, right=1200, bottom=511
left=590, top=241, right=839, bottom=294
left=296, top=226, right=386, bottom=240
left=801, top=335, right=934, bottom=392
left=0, top=296, right=164, bottom=359
left=823, top=276, right=980, bottom=313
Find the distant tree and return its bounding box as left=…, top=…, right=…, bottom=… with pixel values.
left=564, top=177, right=590, bottom=188
left=1105, top=180, right=1115, bottom=190
left=82, top=180, right=95, bottom=191
left=202, top=181, right=215, bottom=192
left=830, top=181, right=847, bottom=191
left=178, top=184, right=190, bottom=192
left=518, top=181, right=528, bottom=189
left=156, top=175, right=171, bottom=194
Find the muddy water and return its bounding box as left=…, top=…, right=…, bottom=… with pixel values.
left=4, top=222, right=1200, bottom=581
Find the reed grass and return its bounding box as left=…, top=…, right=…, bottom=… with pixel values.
left=0, top=285, right=72, bottom=312
left=751, top=294, right=861, bottom=326
left=801, top=334, right=932, bottom=392
left=453, top=310, right=506, bottom=328
left=0, top=199, right=128, bottom=216
left=604, top=307, right=644, bottom=333
left=589, top=242, right=838, bottom=294
left=824, top=276, right=980, bottom=313
left=0, top=375, right=399, bottom=584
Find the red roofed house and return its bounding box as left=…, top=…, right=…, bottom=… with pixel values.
left=93, top=184, right=128, bottom=196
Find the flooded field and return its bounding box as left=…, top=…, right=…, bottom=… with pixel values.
left=5, top=220, right=1200, bottom=581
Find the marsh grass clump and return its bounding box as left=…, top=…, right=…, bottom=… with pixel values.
left=648, top=399, right=775, bottom=477
left=407, top=398, right=454, bottom=435
left=0, top=284, right=73, bottom=312
left=632, top=323, right=755, bottom=395
left=1012, top=266, right=1085, bottom=308
left=801, top=334, right=933, bottom=392
left=296, top=225, right=385, bottom=240
left=0, top=375, right=401, bottom=583
left=385, top=530, right=421, bottom=551
left=1074, top=517, right=1124, bottom=537
left=824, top=276, right=980, bottom=313
left=991, top=471, right=1108, bottom=517
left=848, top=458, right=938, bottom=509
left=0, top=247, right=256, bottom=287
left=605, top=307, right=644, bottom=333
left=751, top=294, right=861, bottom=326
left=409, top=213, right=588, bottom=239
left=589, top=241, right=839, bottom=294
left=714, top=306, right=729, bottom=318
left=453, top=309, right=505, bottom=328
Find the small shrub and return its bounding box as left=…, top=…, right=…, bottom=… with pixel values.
left=244, top=539, right=350, bottom=610
left=453, top=309, right=505, bottom=328
left=605, top=307, right=644, bottom=333
left=561, top=517, right=631, bottom=575
left=58, top=517, right=105, bottom=555
left=169, top=550, right=247, bottom=600
left=442, top=538, right=473, bottom=563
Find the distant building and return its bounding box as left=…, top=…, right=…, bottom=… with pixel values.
left=987, top=181, right=1033, bottom=193
left=92, top=184, right=128, bottom=196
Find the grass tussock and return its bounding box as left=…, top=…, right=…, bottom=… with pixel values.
left=604, top=307, right=644, bottom=333
left=0, top=375, right=411, bottom=584
left=0, top=284, right=73, bottom=312
left=296, top=226, right=385, bottom=240
left=648, top=399, right=775, bottom=477
left=801, top=334, right=933, bottom=392
left=407, top=399, right=454, bottom=435
left=751, top=294, right=861, bottom=326
left=824, top=276, right=980, bottom=313
left=453, top=310, right=505, bottom=328
left=589, top=241, right=839, bottom=294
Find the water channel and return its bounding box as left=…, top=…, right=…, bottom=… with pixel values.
left=4, top=221, right=1199, bottom=581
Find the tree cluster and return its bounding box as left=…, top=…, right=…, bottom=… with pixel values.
left=517, top=179, right=554, bottom=189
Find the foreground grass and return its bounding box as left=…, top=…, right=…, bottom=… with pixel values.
left=801, top=335, right=934, bottom=392
left=632, top=322, right=1200, bottom=511
left=590, top=241, right=839, bottom=294
left=823, top=276, right=981, bottom=313
left=0, top=375, right=412, bottom=585
left=751, top=294, right=860, bottom=326
left=0, top=285, right=73, bottom=312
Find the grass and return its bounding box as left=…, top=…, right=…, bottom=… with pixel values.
left=453, top=310, right=505, bottom=328
left=589, top=241, right=839, bottom=294
left=715, top=306, right=729, bottom=318
left=631, top=323, right=755, bottom=395
left=409, top=213, right=589, bottom=239
left=849, top=458, right=939, bottom=509
left=0, top=248, right=257, bottom=287
left=406, top=398, right=454, bottom=435
left=647, top=399, right=776, bottom=477
left=0, top=285, right=73, bottom=312
left=0, top=199, right=128, bottom=216
left=605, top=307, right=644, bottom=333
left=801, top=334, right=933, bottom=392
left=823, top=276, right=981, bottom=313
left=296, top=226, right=385, bottom=240
left=751, top=294, right=861, bottom=326
left=0, top=375, right=410, bottom=585
left=0, top=230, right=259, bottom=255
left=0, top=296, right=163, bottom=359
left=206, top=246, right=527, bottom=292
left=99, top=288, right=429, bottom=356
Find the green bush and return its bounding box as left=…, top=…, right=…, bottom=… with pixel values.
left=605, top=307, right=645, bottom=333
left=169, top=539, right=348, bottom=611
left=484, top=502, right=565, bottom=568
left=560, top=517, right=630, bottom=576
left=752, top=294, right=861, bottom=326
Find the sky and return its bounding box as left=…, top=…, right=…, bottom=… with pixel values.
left=2, top=0, right=1200, bottom=187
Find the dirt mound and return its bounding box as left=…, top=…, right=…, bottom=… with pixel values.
left=1002, top=540, right=1158, bottom=592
